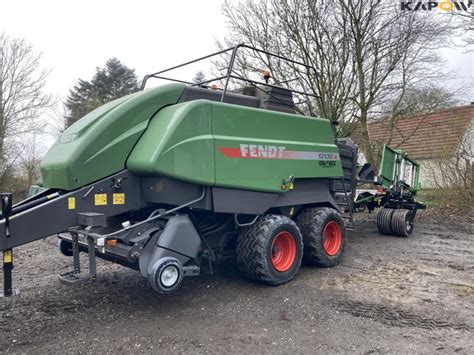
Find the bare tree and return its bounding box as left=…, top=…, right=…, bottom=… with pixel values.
left=363, top=84, right=462, bottom=164
left=0, top=33, right=51, bottom=189
left=220, top=0, right=456, bottom=169
left=19, top=133, right=43, bottom=188
left=219, top=0, right=356, bottom=124
left=338, top=0, right=454, bottom=168
left=448, top=5, right=474, bottom=51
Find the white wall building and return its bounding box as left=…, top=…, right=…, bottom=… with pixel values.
left=352, top=104, right=474, bottom=188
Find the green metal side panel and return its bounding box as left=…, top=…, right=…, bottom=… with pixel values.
left=379, top=145, right=397, bottom=189
left=128, top=99, right=342, bottom=193
left=41, top=83, right=185, bottom=190
left=379, top=145, right=421, bottom=191
left=212, top=103, right=342, bottom=192
left=127, top=101, right=215, bottom=184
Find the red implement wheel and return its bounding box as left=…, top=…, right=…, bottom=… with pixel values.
left=296, top=207, right=346, bottom=267
left=271, top=231, right=297, bottom=272
left=323, top=221, right=343, bottom=256
left=236, top=215, right=303, bottom=285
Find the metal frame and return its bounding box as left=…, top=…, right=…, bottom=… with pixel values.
left=140, top=43, right=324, bottom=117
left=71, top=188, right=206, bottom=241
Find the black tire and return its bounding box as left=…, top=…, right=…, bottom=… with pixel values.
left=377, top=208, right=395, bottom=235
left=149, top=257, right=184, bottom=294
left=236, top=215, right=303, bottom=286
left=58, top=238, right=74, bottom=257
left=296, top=207, right=346, bottom=267
left=391, top=209, right=413, bottom=237
left=355, top=192, right=372, bottom=212
left=355, top=204, right=367, bottom=213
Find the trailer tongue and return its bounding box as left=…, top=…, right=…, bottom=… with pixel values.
left=0, top=44, right=424, bottom=298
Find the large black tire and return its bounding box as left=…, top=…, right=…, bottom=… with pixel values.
left=391, top=209, right=413, bottom=237
left=377, top=208, right=395, bottom=235
left=296, top=207, right=346, bottom=267
left=236, top=215, right=303, bottom=286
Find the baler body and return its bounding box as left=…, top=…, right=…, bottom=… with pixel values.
left=41, top=84, right=185, bottom=190
left=42, top=84, right=343, bottom=193
left=127, top=98, right=342, bottom=193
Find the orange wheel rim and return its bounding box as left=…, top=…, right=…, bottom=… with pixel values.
left=271, top=231, right=297, bottom=272
left=323, top=221, right=342, bottom=256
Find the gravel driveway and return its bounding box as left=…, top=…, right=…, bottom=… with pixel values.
left=1, top=211, right=473, bottom=354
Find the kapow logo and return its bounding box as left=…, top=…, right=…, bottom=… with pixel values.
left=401, top=1, right=473, bottom=11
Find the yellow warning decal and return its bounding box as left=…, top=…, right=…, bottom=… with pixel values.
left=68, top=197, right=76, bottom=210
left=113, top=193, right=125, bottom=205
left=3, top=250, right=12, bottom=263
left=94, top=193, right=107, bottom=206
left=289, top=182, right=294, bottom=190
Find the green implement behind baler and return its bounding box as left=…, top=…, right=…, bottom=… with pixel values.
left=0, top=44, right=424, bottom=297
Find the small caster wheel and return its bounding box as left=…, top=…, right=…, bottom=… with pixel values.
left=149, top=257, right=184, bottom=294
left=58, top=239, right=74, bottom=257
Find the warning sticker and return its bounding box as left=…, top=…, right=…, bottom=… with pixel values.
left=3, top=250, right=12, bottom=263
left=68, top=197, right=76, bottom=210
left=113, top=193, right=125, bottom=205
left=94, top=193, right=107, bottom=206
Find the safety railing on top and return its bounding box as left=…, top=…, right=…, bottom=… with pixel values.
left=140, top=43, right=324, bottom=117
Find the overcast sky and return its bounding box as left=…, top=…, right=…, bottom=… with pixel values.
left=1, top=0, right=231, bottom=104
left=1, top=0, right=473, bottom=145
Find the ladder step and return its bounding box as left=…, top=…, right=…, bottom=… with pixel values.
left=58, top=271, right=91, bottom=286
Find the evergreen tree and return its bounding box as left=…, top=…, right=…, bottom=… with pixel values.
left=192, top=71, right=206, bottom=84
left=64, top=58, right=139, bottom=127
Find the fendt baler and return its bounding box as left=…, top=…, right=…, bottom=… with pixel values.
left=0, top=45, right=423, bottom=296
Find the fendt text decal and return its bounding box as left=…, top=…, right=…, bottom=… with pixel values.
left=218, top=144, right=340, bottom=161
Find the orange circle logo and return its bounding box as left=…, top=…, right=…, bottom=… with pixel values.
left=438, top=1, right=454, bottom=11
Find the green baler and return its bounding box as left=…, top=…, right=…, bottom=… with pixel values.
left=42, top=84, right=341, bottom=193
left=0, top=45, right=421, bottom=296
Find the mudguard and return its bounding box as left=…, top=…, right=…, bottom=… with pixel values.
left=138, top=215, right=201, bottom=277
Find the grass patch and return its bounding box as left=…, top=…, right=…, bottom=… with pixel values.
left=418, top=188, right=473, bottom=209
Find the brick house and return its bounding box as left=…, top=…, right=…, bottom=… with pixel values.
left=351, top=104, right=474, bottom=188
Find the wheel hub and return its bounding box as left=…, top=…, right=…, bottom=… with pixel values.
left=161, top=265, right=179, bottom=287
left=323, top=221, right=342, bottom=256
left=271, top=231, right=297, bottom=272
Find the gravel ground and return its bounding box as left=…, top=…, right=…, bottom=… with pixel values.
left=0, top=210, right=473, bottom=354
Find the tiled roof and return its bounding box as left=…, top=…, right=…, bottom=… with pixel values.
left=351, top=105, right=474, bottom=160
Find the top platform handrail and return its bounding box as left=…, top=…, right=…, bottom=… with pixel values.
left=140, top=43, right=322, bottom=105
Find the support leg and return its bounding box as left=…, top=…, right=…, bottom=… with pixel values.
left=87, top=237, right=97, bottom=279
left=72, top=232, right=80, bottom=273
left=1, top=249, right=18, bottom=297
